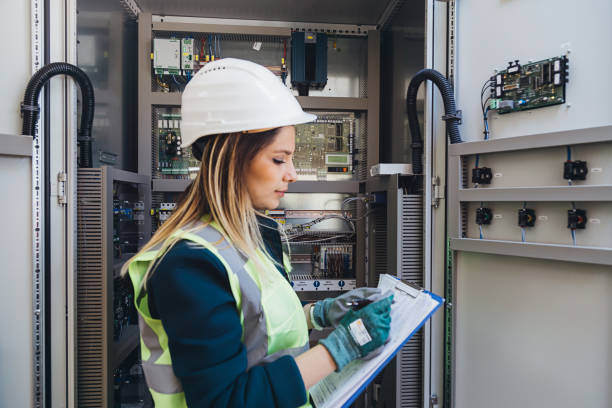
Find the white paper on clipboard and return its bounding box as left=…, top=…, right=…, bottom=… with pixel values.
left=310, top=274, right=444, bottom=408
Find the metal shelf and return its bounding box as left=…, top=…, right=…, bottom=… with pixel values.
left=291, top=278, right=356, bottom=292
left=152, top=178, right=191, bottom=192
left=112, top=325, right=140, bottom=370
left=450, top=238, right=612, bottom=266
left=288, top=180, right=360, bottom=194
left=0, top=133, right=32, bottom=156
left=152, top=179, right=360, bottom=193
left=296, top=96, right=368, bottom=111
left=149, top=94, right=370, bottom=111
left=458, top=185, right=612, bottom=202
left=153, top=21, right=291, bottom=37
left=151, top=92, right=181, bottom=106
left=449, top=125, right=612, bottom=156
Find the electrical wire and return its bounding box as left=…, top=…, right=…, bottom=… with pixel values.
left=285, top=214, right=355, bottom=234
left=566, top=146, right=573, bottom=186
left=341, top=196, right=368, bottom=211
left=283, top=234, right=353, bottom=244
left=571, top=229, right=576, bottom=246
left=521, top=228, right=526, bottom=243
left=156, top=75, right=169, bottom=92
left=479, top=225, right=484, bottom=240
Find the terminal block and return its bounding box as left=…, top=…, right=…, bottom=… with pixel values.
left=563, top=160, right=588, bottom=180
left=475, top=207, right=493, bottom=225
left=472, top=167, right=492, bottom=184
left=567, top=209, right=587, bottom=229
left=518, top=208, right=536, bottom=227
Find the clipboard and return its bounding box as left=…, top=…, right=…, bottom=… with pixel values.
left=309, top=274, right=444, bottom=408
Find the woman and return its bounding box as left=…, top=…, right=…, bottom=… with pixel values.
left=123, top=58, right=392, bottom=407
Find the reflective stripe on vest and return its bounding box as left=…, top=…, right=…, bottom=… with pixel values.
left=128, top=219, right=310, bottom=407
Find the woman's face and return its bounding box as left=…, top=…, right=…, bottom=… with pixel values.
left=245, top=126, right=298, bottom=210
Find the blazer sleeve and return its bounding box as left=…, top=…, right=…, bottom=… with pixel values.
left=148, top=240, right=308, bottom=408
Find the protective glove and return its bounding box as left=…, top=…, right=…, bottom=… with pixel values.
left=319, top=295, right=393, bottom=371
left=311, top=287, right=382, bottom=329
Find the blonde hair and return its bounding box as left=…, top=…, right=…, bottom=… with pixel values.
left=121, top=129, right=283, bottom=287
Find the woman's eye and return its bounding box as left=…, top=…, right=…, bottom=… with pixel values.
left=273, top=158, right=286, bottom=164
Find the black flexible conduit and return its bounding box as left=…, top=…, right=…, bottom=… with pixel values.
left=406, top=68, right=463, bottom=178
left=406, top=69, right=462, bottom=408
left=22, top=62, right=95, bottom=167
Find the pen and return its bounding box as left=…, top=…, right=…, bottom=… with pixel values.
left=345, top=298, right=373, bottom=310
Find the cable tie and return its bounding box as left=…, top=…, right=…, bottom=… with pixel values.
left=441, top=110, right=462, bottom=124
left=20, top=102, right=40, bottom=117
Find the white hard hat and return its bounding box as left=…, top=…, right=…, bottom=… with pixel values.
left=180, top=58, right=316, bottom=147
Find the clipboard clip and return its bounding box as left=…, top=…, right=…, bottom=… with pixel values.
left=400, top=279, right=424, bottom=292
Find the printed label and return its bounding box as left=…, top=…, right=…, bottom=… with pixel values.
left=591, top=168, right=602, bottom=173
left=493, top=214, right=503, bottom=219
left=349, top=318, right=372, bottom=346
left=589, top=218, right=601, bottom=224
left=538, top=216, right=548, bottom=221
left=494, top=173, right=503, bottom=178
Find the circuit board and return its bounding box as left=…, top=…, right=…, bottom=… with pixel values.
left=294, top=113, right=354, bottom=179
left=490, top=56, right=568, bottom=114
left=156, top=113, right=200, bottom=179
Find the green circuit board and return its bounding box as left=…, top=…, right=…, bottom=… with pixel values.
left=156, top=113, right=200, bottom=179
left=490, top=56, right=568, bottom=114
left=294, top=113, right=354, bottom=178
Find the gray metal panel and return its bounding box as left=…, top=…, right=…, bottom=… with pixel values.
left=366, top=30, right=381, bottom=172
left=454, top=253, right=612, bottom=408
left=449, top=1, right=612, bottom=408
left=76, top=168, right=108, bottom=407
left=458, top=185, right=612, bottom=202
left=151, top=92, right=181, bottom=106
left=449, top=125, right=612, bottom=156
left=455, top=3, right=612, bottom=142
left=0, top=134, right=33, bottom=156
left=138, top=13, right=153, bottom=176
left=153, top=21, right=290, bottom=36
left=397, top=194, right=424, bottom=408
left=289, top=181, right=360, bottom=193
left=108, top=167, right=150, bottom=184
left=451, top=238, right=612, bottom=266
left=0, top=153, right=33, bottom=408
left=296, top=96, right=368, bottom=111
left=138, top=0, right=393, bottom=25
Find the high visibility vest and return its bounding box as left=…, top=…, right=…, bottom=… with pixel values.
left=127, top=218, right=311, bottom=407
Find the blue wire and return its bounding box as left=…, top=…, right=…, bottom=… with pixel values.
left=483, top=107, right=490, bottom=140
left=521, top=227, right=526, bottom=242
left=479, top=225, right=484, bottom=240
left=566, top=146, right=573, bottom=186
left=475, top=154, right=480, bottom=169
left=571, top=229, right=576, bottom=246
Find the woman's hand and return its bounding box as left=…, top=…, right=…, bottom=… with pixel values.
left=319, top=295, right=393, bottom=371
left=311, top=287, right=382, bottom=329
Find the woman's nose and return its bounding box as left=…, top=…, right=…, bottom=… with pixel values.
left=284, top=160, right=298, bottom=183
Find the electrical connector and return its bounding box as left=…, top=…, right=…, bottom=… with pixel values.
left=567, top=209, right=587, bottom=229
left=563, top=160, right=588, bottom=180
left=518, top=208, right=536, bottom=227
left=472, top=167, right=492, bottom=185
left=476, top=207, right=492, bottom=225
